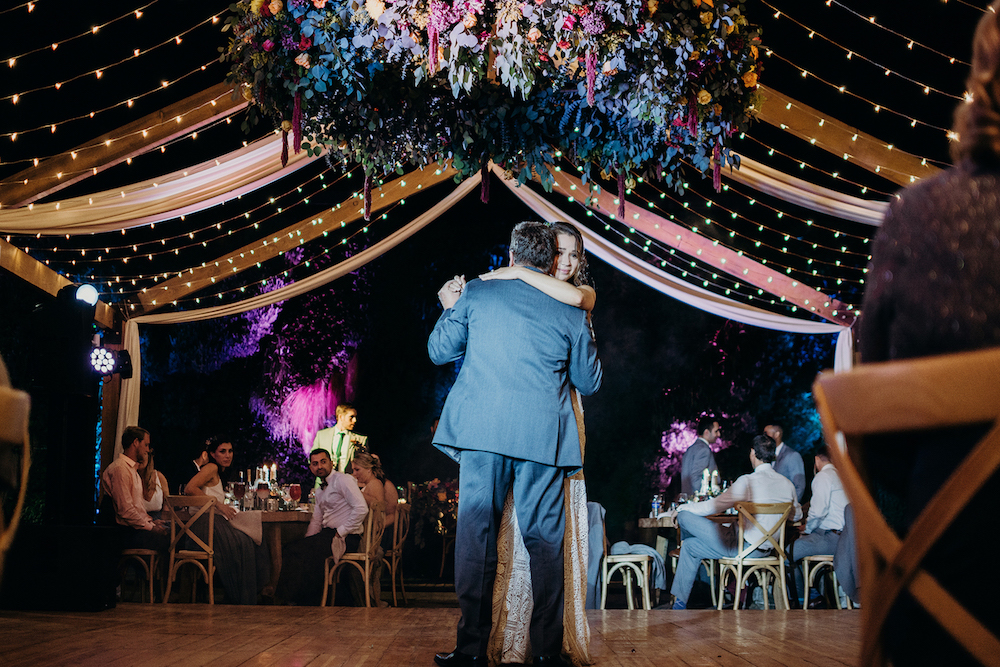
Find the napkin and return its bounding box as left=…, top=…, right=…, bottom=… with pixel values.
left=228, top=510, right=263, bottom=545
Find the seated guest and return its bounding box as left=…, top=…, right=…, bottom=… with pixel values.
left=669, top=434, right=801, bottom=609
left=789, top=446, right=848, bottom=606
left=139, top=452, right=169, bottom=520
left=348, top=449, right=398, bottom=606
left=100, top=426, right=169, bottom=550
left=185, top=436, right=270, bottom=605
left=350, top=449, right=398, bottom=529
left=764, top=423, right=806, bottom=502
left=680, top=416, right=720, bottom=497
left=275, top=448, right=368, bottom=605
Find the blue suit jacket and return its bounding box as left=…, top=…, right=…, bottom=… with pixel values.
left=428, top=274, right=602, bottom=468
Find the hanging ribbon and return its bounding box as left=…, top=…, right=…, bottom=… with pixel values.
left=292, top=91, right=303, bottom=155
left=281, top=129, right=289, bottom=167
left=480, top=160, right=490, bottom=203
left=687, top=94, right=698, bottom=137
left=363, top=171, right=372, bottom=221
left=586, top=51, right=596, bottom=107
left=428, top=19, right=439, bottom=75
left=617, top=170, right=626, bottom=220
left=713, top=142, right=722, bottom=192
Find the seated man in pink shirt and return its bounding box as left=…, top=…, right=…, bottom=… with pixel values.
left=99, top=426, right=169, bottom=551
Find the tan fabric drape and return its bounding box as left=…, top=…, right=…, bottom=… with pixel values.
left=0, top=134, right=316, bottom=235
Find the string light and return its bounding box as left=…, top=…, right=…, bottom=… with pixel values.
left=1, top=13, right=220, bottom=106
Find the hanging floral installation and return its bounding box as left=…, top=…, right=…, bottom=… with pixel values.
left=222, top=0, right=763, bottom=218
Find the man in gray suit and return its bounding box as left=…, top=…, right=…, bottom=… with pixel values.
left=680, top=416, right=720, bottom=497
left=765, top=423, right=806, bottom=502
left=428, top=221, right=603, bottom=667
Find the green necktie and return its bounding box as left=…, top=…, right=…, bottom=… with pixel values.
left=335, top=431, right=346, bottom=468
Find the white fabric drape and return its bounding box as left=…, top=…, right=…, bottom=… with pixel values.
left=727, top=155, right=889, bottom=226
left=0, top=134, right=317, bottom=235
left=113, top=174, right=481, bottom=455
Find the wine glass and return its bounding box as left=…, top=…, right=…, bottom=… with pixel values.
left=233, top=481, right=246, bottom=510
left=289, top=483, right=302, bottom=509
left=256, top=482, right=270, bottom=510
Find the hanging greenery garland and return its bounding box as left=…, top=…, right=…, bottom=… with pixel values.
left=222, top=0, right=763, bottom=216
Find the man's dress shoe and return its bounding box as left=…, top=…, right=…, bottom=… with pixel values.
left=433, top=650, right=484, bottom=666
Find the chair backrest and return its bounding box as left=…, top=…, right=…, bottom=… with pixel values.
left=733, top=502, right=791, bottom=561
left=360, top=499, right=386, bottom=559
left=164, top=495, right=216, bottom=556
left=391, top=503, right=411, bottom=551
left=813, top=347, right=1000, bottom=666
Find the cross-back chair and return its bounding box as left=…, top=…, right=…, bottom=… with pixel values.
left=813, top=347, right=1000, bottom=667
left=382, top=502, right=410, bottom=606
left=716, top=502, right=793, bottom=610
left=163, top=495, right=216, bottom=604
left=322, top=499, right=386, bottom=607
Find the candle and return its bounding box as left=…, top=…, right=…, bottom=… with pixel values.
left=271, top=463, right=278, bottom=483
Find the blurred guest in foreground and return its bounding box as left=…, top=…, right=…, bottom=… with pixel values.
left=859, top=3, right=1000, bottom=662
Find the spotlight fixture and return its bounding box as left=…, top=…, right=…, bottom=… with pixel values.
left=90, top=348, right=116, bottom=375
left=75, top=283, right=99, bottom=306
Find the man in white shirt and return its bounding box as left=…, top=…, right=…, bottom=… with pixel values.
left=765, top=423, right=806, bottom=502
left=790, top=446, right=848, bottom=605
left=99, top=426, right=169, bottom=550
left=275, top=448, right=368, bottom=605
left=312, top=404, right=368, bottom=473
left=669, top=435, right=801, bottom=609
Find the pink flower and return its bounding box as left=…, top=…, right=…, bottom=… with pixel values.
left=263, top=39, right=275, bottom=51
left=527, top=26, right=542, bottom=42
left=534, top=0, right=545, bottom=4
left=295, top=52, right=311, bottom=68
left=558, top=39, right=570, bottom=49
left=562, top=15, right=577, bottom=30
left=300, top=35, right=312, bottom=49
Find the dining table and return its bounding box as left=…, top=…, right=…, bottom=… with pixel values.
left=260, top=508, right=313, bottom=592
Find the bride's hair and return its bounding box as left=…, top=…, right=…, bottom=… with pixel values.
left=951, top=1, right=1000, bottom=165
left=550, top=221, right=593, bottom=288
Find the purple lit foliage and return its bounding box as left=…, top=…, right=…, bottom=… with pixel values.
left=649, top=419, right=730, bottom=490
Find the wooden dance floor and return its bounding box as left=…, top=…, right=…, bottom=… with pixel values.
left=0, top=605, right=860, bottom=666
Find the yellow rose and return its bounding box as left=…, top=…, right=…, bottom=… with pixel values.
left=463, top=12, right=477, bottom=28
left=742, top=70, right=758, bottom=88
left=295, top=52, right=311, bottom=68
left=269, top=0, right=283, bottom=15
left=700, top=11, right=713, bottom=26
left=281, top=120, right=293, bottom=132
left=250, top=0, right=266, bottom=14
left=527, top=26, right=542, bottom=42
left=647, top=0, right=658, bottom=12
left=688, top=49, right=700, bottom=60
left=751, top=45, right=758, bottom=59
left=697, top=89, right=712, bottom=105
left=241, top=84, right=254, bottom=101
left=725, top=21, right=736, bottom=35
left=713, top=103, right=722, bottom=115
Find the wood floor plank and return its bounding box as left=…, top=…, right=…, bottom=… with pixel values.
left=0, top=606, right=861, bottom=666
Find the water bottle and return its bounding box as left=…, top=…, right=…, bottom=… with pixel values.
left=650, top=493, right=662, bottom=518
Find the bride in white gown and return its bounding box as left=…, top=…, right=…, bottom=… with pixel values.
left=479, top=221, right=596, bottom=666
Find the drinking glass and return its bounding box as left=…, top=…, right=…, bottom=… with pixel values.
left=256, top=482, right=270, bottom=510
left=289, top=483, right=302, bottom=509
left=233, top=481, right=246, bottom=510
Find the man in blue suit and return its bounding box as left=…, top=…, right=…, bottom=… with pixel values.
left=428, top=221, right=603, bottom=667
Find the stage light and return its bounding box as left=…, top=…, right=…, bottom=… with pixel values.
left=90, top=348, right=115, bottom=375
left=75, top=283, right=99, bottom=306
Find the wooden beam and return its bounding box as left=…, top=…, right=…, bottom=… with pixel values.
left=1, top=238, right=116, bottom=329
left=549, top=170, right=856, bottom=326
left=0, top=83, right=247, bottom=209
left=135, top=166, right=459, bottom=313
left=756, top=84, right=941, bottom=188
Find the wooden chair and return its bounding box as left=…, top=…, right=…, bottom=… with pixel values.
left=163, top=495, right=216, bottom=604
left=382, top=503, right=411, bottom=606
left=801, top=554, right=853, bottom=610
left=120, top=548, right=160, bottom=603
left=813, top=348, right=1000, bottom=666
left=716, top=502, right=793, bottom=610
left=599, top=522, right=653, bottom=610
left=322, top=500, right=386, bottom=607
left=668, top=543, right=718, bottom=607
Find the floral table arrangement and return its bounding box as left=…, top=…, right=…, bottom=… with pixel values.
left=222, top=0, right=763, bottom=218
left=408, top=477, right=459, bottom=549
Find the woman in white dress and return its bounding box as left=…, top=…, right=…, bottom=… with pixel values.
left=138, top=453, right=168, bottom=519
left=184, top=436, right=269, bottom=604
left=479, top=221, right=596, bottom=666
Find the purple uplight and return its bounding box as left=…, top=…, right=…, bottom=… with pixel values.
left=280, top=379, right=340, bottom=453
